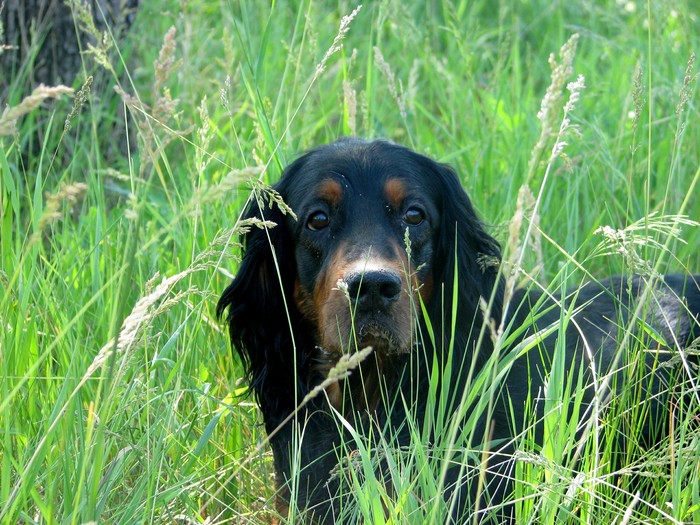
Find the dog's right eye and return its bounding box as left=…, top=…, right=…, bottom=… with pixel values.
left=307, top=211, right=330, bottom=230
left=402, top=207, right=424, bottom=226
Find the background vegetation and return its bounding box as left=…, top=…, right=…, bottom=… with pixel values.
left=1, top=0, right=698, bottom=523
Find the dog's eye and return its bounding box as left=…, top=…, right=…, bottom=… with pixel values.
left=307, top=211, right=330, bottom=230
left=402, top=207, right=424, bottom=226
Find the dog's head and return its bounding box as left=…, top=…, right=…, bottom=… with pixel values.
left=281, top=139, right=443, bottom=356
left=218, top=139, right=501, bottom=413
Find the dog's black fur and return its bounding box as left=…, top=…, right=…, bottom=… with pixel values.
left=218, top=138, right=700, bottom=522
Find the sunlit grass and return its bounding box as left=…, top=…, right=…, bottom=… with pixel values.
left=1, top=0, right=699, bottom=523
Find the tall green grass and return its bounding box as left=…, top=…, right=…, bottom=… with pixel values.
left=1, top=0, right=698, bottom=523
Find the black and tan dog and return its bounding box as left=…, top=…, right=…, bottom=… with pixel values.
left=218, top=138, right=700, bottom=523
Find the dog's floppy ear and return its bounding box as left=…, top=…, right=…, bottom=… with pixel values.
left=424, top=158, right=503, bottom=349
left=217, top=171, right=306, bottom=428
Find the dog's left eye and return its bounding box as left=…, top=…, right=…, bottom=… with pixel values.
left=402, top=207, right=424, bottom=225
left=307, top=211, right=330, bottom=230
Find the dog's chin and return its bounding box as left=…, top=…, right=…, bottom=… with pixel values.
left=356, top=322, right=408, bottom=356
left=319, top=312, right=412, bottom=357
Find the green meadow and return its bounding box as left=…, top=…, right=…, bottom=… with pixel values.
left=1, top=1, right=699, bottom=523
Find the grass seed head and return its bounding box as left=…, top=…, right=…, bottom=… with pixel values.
left=64, top=75, right=93, bottom=133
left=0, top=85, right=74, bottom=136
left=316, top=5, right=363, bottom=75
left=32, top=182, right=88, bottom=243
left=529, top=34, right=580, bottom=173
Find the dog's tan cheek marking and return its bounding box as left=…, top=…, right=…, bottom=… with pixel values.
left=314, top=243, right=351, bottom=349
left=384, top=177, right=407, bottom=210
left=310, top=244, right=352, bottom=410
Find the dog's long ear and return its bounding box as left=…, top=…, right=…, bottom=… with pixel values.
left=216, top=176, right=304, bottom=428
left=425, top=158, right=503, bottom=351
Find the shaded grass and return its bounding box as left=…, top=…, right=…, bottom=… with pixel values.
left=1, top=0, right=699, bottom=523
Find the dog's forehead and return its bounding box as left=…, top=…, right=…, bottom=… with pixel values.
left=288, top=142, right=426, bottom=206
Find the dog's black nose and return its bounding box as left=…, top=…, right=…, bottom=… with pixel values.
left=345, top=270, right=402, bottom=311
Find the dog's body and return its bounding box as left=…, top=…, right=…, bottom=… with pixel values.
left=218, top=138, right=699, bottom=522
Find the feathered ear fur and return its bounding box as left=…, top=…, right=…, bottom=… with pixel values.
left=422, top=158, right=503, bottom=358
left=216, top=170, right=312, bottom=430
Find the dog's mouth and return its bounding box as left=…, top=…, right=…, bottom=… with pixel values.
left=357, top=322, right=398, bottom=353
left=316, top=311, right=413, bottom=360
left=355, top=319, right=404, bottom=354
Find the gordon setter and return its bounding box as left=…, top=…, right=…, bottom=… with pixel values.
left=218, top=138, right=700, bottom=523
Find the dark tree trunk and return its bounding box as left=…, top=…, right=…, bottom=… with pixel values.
left=1, top=0, right=139, bottom=92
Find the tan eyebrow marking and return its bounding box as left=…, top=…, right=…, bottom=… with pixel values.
left=318, top=178, right=343, bottom=205
left=384, top=177, right=406, bottom=209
